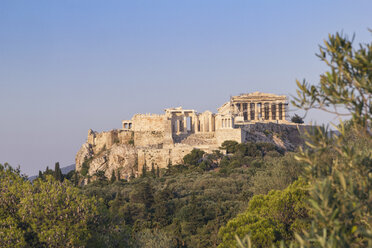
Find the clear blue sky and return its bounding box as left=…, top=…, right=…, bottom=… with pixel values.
left=0, top=0, right=371, bottom=176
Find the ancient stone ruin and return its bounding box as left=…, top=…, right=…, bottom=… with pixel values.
left=75, top=92, right=305, bottom=180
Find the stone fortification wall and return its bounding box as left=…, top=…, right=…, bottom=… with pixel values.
left=215, top=128, right=243, bottom=146
left=87, top=129, right=133, bottom=154
left=177, top=133, right=217, bottom=146
left=134, top=131, right=165, bottom=148
left=132, top=114, right=167, bottom=132
left=131, top=114, right=173, bottom=147
left=137, top=145, right=195, bottom=174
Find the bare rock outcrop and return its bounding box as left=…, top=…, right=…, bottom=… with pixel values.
left=75, top=129, right=136, bottom=180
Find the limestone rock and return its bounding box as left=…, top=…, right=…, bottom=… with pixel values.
left=75, top=143, right=93, bottom=171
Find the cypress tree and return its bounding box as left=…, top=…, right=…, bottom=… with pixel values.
left=167, top=160, right=172, bottom=170
left=142, top=161, right=147, bottom=177
left=117, top=169, right=121, bottom=181
left=110, top=170, right=116, bottom=183
left=38, top=170, right=43, bottom=179
left=73, top=171, right=79, bottom=186
left=151, top=163, right=156, bottom=177
left=156, top=166, right=160, bottom=178
left=54, top=162, right=63, bottom=182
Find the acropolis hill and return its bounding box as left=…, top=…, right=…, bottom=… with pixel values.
left=75, top=92, right=306, bottom=179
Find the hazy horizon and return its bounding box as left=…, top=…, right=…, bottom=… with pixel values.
left=1, top=0, right=371, bottom=176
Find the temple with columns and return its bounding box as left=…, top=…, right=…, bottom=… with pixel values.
left=122, top=92, right=289, bottom=139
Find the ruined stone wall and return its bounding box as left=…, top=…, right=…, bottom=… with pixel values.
left=215, top=128, right=243, bottom=146
left=87, top=129, right=133, bottom=154
left=130, top=114, right=173, bottom=147
left=134, top=131, right=165, bottom=148
left=132, top=114, right=167, bottom=132
left=137, top=145, right=195, bottom=174
left=118, top=131, right=133, bottom=144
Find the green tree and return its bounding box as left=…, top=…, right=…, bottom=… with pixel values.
left=0, top=165, right=99, bottom=248
left=156, top=166, right=160, bottom=178
left=117, top=169, right=121, bottom=181
left=19, top=176, right=99, bottom=247
left=0, top=163, right=28, bottom=248
left=183, top=148, right=205, bottom=166
left=110, top=170, right=116, bottom=183
left=291, top=31, right=372, bottom=247
left=135, top=229, right=175, bottom=248
left=218, top=179, right=309, bottom=248
left=130, top=180, right=154, bottom=210
left=95, top=170, right=107, bottom=182
left=291, top=114, right=304, bottom=124
left=142, top=162, right=147, bottom=177
left=220, top=140, right=239, bottom=154
left=80, top=159, right=90, bottom=177
left=54, top=162, right=63, bottom=182
left=151, top=163, right=156, bottom=177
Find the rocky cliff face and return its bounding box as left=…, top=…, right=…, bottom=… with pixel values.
left=75, top=124, right=308, bottom=180
left=241, top=123, right=307, bottom=151
left=75, top=129, right=136, bottom=180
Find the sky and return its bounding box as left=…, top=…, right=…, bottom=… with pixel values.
left=0, top=0, right=371, bottom=176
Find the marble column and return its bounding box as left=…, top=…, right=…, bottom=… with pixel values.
left=276, top=103, right=280, bottom=120
left=209, top=115, right=213, bottom=132
left=194, top=116, right=199, bottom=133
left=254, top=102, right=258, bottom=121
left=269, top=103, right=272, bottom=120
left=234, top=104, right=238, bottom=115
left=247, top=103, right=251, bottom=121
left=253, top=103, right=256, bottom=120
left=183, top=116, right=187, bottom=133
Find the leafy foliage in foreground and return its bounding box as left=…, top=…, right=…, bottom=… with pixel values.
left=0, top=165, right=99, bottom=248
left=292, top=31, right=372, bottom=248
left=218, top=179, right=309, bottom=248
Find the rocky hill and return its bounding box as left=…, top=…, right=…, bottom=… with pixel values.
left=75, top=123, right=307, bottom=180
